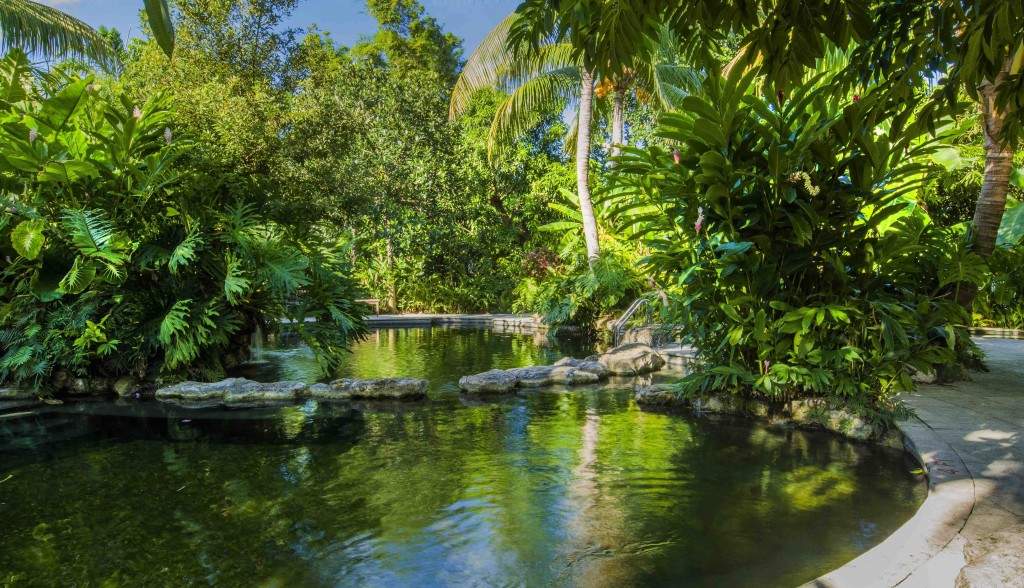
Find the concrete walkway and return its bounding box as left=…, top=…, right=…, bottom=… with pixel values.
left=903, top=338, right=1024, bottom=586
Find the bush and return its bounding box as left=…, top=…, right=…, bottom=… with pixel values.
left=0, top=51, right=365, bottom=389
left=609, top=70, right=984, bottom=420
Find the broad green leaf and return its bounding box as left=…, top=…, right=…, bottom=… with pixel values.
left=11, top=219, right=46, bottom=260
left=144, top=0, right=176, bottom=58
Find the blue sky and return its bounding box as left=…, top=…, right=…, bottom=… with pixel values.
left=41, top=0, right=519, bottom=55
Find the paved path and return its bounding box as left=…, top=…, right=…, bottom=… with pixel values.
left=904, top=338, right=1024, bottom=586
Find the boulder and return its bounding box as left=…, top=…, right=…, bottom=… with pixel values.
left=634, top=383, right=683, bottom=406
left=224, top=380, right=307, bottom=403
left=458, top=369, right=519, bottom=395
left=599, top=343, right=666, bottom=375
left=507, top=366, right=554, bottom=388
left=320, top=377, right=427, bottom=401
left=113, top=376, right=140, bottom=398
left=553, top=357, right=608, bottom=379
left=550, top=366, right=600, bottom=385
left=0, top=386, right=34, bottom=400
left=156, top=378, right=252, bottom=401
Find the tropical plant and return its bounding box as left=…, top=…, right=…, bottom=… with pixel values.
left=0, top=0, right=174, bottom=63
left=608, top=68, right=984, bottom=420
left=0, top=49, right=364, bottom=390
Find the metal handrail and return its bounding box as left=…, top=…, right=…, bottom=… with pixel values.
left=611, top=297, right=654, bottom=346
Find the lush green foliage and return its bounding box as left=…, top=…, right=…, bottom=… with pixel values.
left=610, top=70, right=985, bottom=417
left=0, top=50, right=364, bottom=388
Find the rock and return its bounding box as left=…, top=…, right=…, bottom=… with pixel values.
left=321, top=377, right=427, bottom=400
left=634, top=383, right=683, bottom=406
left=459, top=369, right=519, bottom=394
left=550, top=366, right=599, bottom=385
left=0, top=386, right=34, bottom=400
left=507, top=366, right=554, bottom=388
left=824, top=409, right=876, bottom=441
left=224, top=380, right=307, bottom=403
left=598, top=343, right=665, bottom=375
left=66, top=377, right=91, bottom=395
left=113, top=376, right=139, bottom=397
left=307, top=383, right=332, bottom=397
left=156, top=378, right=251, bottom=401
left=554, top=357, right=608, bottom=379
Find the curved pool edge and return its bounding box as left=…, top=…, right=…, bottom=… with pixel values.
left=807, top=416, right=975, bottom=588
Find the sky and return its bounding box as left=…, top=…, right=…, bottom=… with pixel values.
left=40, top=0, right=520, bottom=55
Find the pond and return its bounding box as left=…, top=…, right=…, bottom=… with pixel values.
left=0, top=327, right=924, bottom=587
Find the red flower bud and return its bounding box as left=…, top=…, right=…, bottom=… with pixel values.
left=672, top=149, right=681, bottom=165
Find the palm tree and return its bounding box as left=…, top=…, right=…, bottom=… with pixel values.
left=451, top=15, right=699, bottom=264
left=0, top=0, right=174, bottom=64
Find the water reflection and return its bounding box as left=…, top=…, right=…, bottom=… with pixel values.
left=0, top=329, right=923, bottom=587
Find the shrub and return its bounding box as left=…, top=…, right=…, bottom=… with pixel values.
left=609, top=70, right=984, bottom=420
left=0, top=51, right=365, bottom=389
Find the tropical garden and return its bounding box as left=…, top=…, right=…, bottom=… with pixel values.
left=0, top=0, right=1022, bottom=424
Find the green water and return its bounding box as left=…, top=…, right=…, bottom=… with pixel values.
left=0, top=328, right=924, bottom=587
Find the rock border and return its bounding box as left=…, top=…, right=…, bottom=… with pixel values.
left=156, top=377, right=428, bottom=404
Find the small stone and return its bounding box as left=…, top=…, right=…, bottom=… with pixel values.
left=507, top=366, right=554, bottom=388
left=550, top=366, right=599, bottom=385
left=156, top=378, right=251, bottom=401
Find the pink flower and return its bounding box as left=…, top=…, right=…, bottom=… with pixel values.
left=694, top=206, right=705, bottom=234
left=853, top=94, right=860, bottom=102
left=763, top=359, right=771, bottom=371
left=672, top=149, right=681, bottom=165
left=28, top=128, right=37, bottom=143
left=133, top=106, right=142, bottom=120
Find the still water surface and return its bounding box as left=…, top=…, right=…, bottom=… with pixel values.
left=0, top=328, right=924, bottom=587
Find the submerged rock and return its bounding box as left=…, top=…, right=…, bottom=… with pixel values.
left=599, top=343, right=666, bottom=375
left=320, top=378, right=428, bottom=401
left=113, top=376, right=140, bottom=398
left=458, top=369, right=519, bottom=394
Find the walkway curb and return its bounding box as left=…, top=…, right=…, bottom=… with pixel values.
left=808, top=418, right=975, bottom=587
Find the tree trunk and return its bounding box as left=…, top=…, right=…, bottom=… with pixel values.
left=959, top=57, right=1016, bottom=310
left=610, top=89, right=625, bottom=160
left=385, top=236, right=398, bottom=312
left=971, top=58, right=1015, bottom=259
left=576, top=69, right=601, bottom=264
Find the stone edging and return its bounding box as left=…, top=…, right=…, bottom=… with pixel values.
left=366, top=314, right=546, bottom=332
left=807, top=417, right=975, bottom=587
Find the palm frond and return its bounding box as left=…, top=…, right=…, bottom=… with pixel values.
left=0, top=0, right=114, bottom=67
left=450, top=12, right=520, bottom=119
left=488, top=66, right=580, bottom=159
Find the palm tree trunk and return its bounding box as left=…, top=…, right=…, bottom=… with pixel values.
left=610, top=89, right=624, bottom=159
left=972, top=57, right=1015, bottom=258
left=959, top=55, right=1016, bottom=309
left=576, top=68, right=601, bottom=264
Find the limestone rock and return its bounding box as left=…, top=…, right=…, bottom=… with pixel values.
left=322, top=377, right=428, bottom=400
left=458, top=369, right=519, bottom=395
left=224, top=380, right=307, bottom=403
left=550, top=365, right=599, bottom=385
left=553, top=357, right=608, bottom=379
left=156, top=378, right=251, bottom=401
left=634, top=383, right=683, bottom=406
left=507, top=366, right=554, bottom=388
left=113, top=376, right=140, bottom=398
left=598, top=343, right=666, bottom=375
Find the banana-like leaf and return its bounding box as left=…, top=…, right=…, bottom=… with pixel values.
left=143, top=0, right=175, bottom=58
